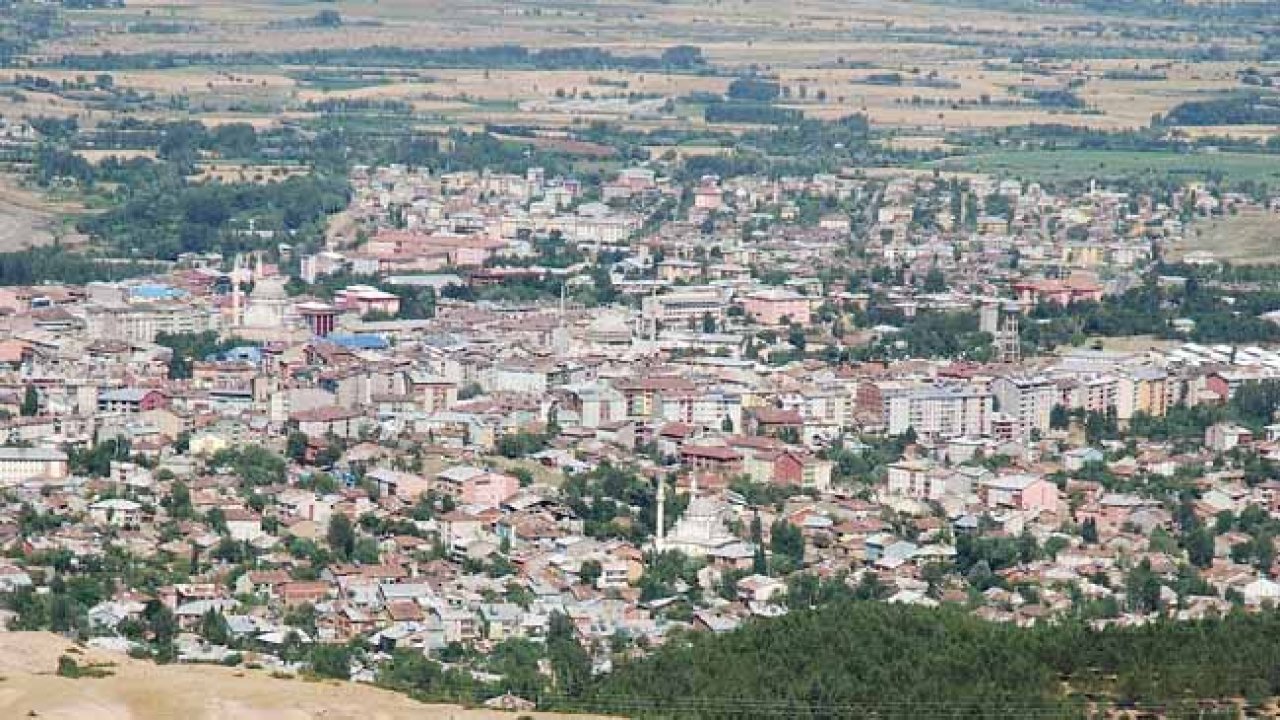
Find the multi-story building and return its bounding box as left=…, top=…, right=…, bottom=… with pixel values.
left=885, top=384, right=993, bottom=440
left=740, top=288, right=811, bottom=326
left=991, top=375, right=1056, bottom=439
left=0, top=447, right=68, bottom=484
left=80, top=301, right=218, bottom=344
left=1054, top=373, right=1120, bottom=415
left=641, top=288, right=729, bottom=329
left=1117, top=367, right=1169, bottom=420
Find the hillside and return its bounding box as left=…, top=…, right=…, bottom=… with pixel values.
left=584, top=602, right=1280, bottom=719
left=0, top=631, right=605, bottom=720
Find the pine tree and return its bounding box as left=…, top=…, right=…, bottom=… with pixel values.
left=20, top=384, right=37, bottom=417
left=1081, top=517, right=1099, bottom=544
left=750, top=512, right=767, bottom=575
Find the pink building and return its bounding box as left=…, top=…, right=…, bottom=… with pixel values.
left=741, top=288, right=811, bottom=326
left=462, top=472, right=521, bottom=507
left=1011, top=276, right=1103, bottom=306
left=979, top=474, right=1059, bottom=514
left=335, top=285, right=401, bottom=317
left=368, top=230, right=506, bottom=268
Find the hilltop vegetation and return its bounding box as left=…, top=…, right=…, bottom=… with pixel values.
left=584, top=602, right=1278, bottom=719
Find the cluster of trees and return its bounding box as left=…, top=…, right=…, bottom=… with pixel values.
left=967, top=123, right=1280, bottom=162
left=286, top=272, right=437, bottom=320
left=1019, top=88, right=1087, bottom=109
left=494, top=431, right=552, bottom=459
left=29, top=118, right=353, bottom=263
left=68, top=437, right=131, bottom=477
left=155, top=331, right=251, bottom=379
left=0, top=247, right=162, bottom=286
left=583, top=601, right=1280, bottom=718
left=3, top=545, right=188, bottom=660
left=704, top=102, right=801, bottom=125
left=1160, top=93, right=1280, bottom=126
left=79, top=173, right=350, bottom=260
left=726, top=77, right=781, bottom=102
left=0, top=2, right=58, bottom=63
left=207, top=444, right=287, bottom=488
left=560, top=464, right=687, bottom=545
left=1023, top=279, right=1280, bottom=350
left=821, top=435, right=913, bottom=486
left=677, top=113, right=882, bottom=181
left=1066, top=380, right=1280, bottom=453
left=864, top=309, right=994, bottom=361
left=375, top=617, right=593, bottom=704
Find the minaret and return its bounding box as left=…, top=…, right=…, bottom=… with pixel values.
left=655, top=479, right=666, bottom=551
left=230, top=255, right=243, bottom=328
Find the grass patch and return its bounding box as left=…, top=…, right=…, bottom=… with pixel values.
left=56, top=655, right=115, bottom=679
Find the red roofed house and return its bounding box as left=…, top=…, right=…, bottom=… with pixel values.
left=749, top=407, right=804, bottom=438
left=680, top=445, right=743, bottom=474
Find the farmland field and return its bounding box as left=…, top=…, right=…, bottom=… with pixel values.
left=0, top=0, right=1273, bottom=138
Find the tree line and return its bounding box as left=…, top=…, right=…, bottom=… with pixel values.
left=41, top=44, right=710, bottom=73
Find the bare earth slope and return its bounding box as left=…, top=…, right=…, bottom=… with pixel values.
left=0, top=176, right=65, bottom=251
left=0, top=631, right=604, bottom=720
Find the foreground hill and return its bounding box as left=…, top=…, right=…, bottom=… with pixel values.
left=585, top=602, right=1280, bottom=719
left=0, top=631, right=604, bottom=720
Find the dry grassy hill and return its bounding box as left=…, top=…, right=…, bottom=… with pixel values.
left=0, top=631, right=607, bottom=720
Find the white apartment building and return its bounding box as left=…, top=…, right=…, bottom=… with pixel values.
left=885, top=385, right=993, bottom=440
left=991, top=375, right=1056, bottom=440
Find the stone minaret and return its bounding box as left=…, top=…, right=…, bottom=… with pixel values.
left=655, top=479, right=666, bottom=551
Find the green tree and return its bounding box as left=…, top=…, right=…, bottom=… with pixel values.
left=1185, top=526, right=1214, bottom=568
left=750, top=513, right=767, bottom=575
left=146, top=601, right=178, bottom=646
left=327, top=513, right=356, bottom=560
left=769, top=520, right=804, bottom=567
left=1125, top=559, right=1161, bottom=614
left=310, top=644, right=353, bottom=679
left=787, top=324, right=806, bottom=351
left=547, top=611, right=591, bottom=696
left=1049, top=404, right=1070, bottom=430
left=1081, top=517, right=1099, bottom=544
left=199, top=608, right=230, bottom=646
left=579, top=559, right=603, bottom=587
left=286, top=431, right=310, bottom=463
left=206, top=507, right=227, bottom=535
left=20, top=384, right=38, bottom=416
left=164, top=480, right=192, bottom=519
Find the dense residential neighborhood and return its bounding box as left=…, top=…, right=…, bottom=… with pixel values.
left=5, top=154, right=1280, bottom=708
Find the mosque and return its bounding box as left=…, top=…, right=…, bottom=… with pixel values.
left=653, top=477, right=743, bottom=558
left=228, top=254, right=310, bottom=342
